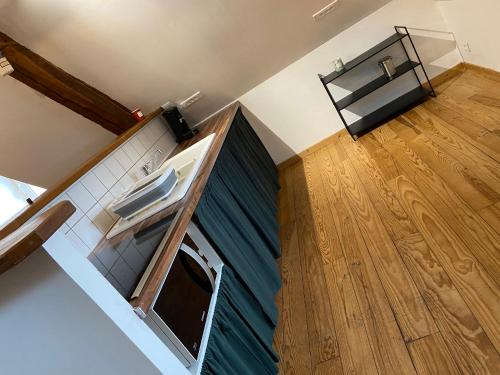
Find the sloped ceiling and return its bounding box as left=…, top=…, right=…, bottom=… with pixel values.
left=0, top=0, right=390, bottom=123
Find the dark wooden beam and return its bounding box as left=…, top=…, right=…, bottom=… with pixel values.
left=0, top=32, right=137, bottom=134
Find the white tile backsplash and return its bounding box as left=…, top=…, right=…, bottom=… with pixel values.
left=122, top=141, right=140, bottom=161
left=118, top=173, right=135, bottom=190
left=137, top=130, right=152, bottom=150
left=94, top=163, right=117, bottom=189
left=66, top=202, right=84, bottom=227
left=104, top=155, right=126, bottom=180
left=67, top=183, right=96, bottom=213
left=81, top=172, right=107, bottom=201
left=130, top=136, right=147, bottom=155
left=114, top=148, right=134, bottom=171
left=73, top=215, right=103, bottom=251
left=65, top=230, right=91, bottom=258
left=98, top=192, right=115, bottom=210
left=42, top=116, right=174, bottom=257
left=109, top=180, right=126, bottom=198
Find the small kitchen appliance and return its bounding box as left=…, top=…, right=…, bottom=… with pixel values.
left=135, top=221, right=224, bottom=368
left=161, top=103, right=198, bottom=143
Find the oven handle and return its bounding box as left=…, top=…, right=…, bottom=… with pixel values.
left=179, top=243, right=215, bottom=291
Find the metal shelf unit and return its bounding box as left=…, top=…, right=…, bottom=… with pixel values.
left=319, top=26, right=436, bottom=140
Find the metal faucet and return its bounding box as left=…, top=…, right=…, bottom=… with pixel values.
left=142, top=149, right=164, bottom=176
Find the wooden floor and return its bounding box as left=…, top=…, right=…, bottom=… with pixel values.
left=275, top=67, right=500, bottom=375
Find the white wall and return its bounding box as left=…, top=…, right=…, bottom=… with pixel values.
left=438, top=0, right=500, bottom=72
left=0, top=249, right=163, bottom=375
left=0, top=77, right=115, bottom=188
left=239, top=0, right=462, bottom=162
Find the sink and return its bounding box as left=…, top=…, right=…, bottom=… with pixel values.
left=106, top=133, right=215, bottom=239
left=159, top=133, right=215, bottom=205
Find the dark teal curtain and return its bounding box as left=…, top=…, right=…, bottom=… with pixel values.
left=201, top=268, right=278, bottom=375
left=196, top=109, right=281, bottom=324
left=197, top=109, right=281, bottom=374
left=217, top=144, right=280, bottom=258
left=196, top=173, right=280, bottom=324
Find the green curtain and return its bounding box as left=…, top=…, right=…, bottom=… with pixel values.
left=196, top=173, right=280, bottom=325
left=201, top=268, right=278, bottom=375
left=224, top=110, right=280, bottom=215
left=197, top=109, right=281, bottom=373
left=214, top=146, right=280, bottom=258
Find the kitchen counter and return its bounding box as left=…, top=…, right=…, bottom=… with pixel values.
left=92, top=102, right=240, bottom=314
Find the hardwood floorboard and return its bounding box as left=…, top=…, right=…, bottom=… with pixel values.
left=278, top=169, right=314, bottom=375
left=404, top=106, right=500, bottom=194
left=422, top=100, right=500, bottom=162
left=276, top=67, right=500, bottom=374
left=438, top=91, right=500, bottom=132
left=313, top=357, right=344, bottom=375
left=340, top=132, right=500, bottom=373
left=305, top=151, right=380, bottom=375
left=407, top=333, right=461, bottom=375
left=478, top=202, right=500, bottom=235
left=390, top=114, right=499, bottom=210
left=388, top=174, right=500, bottom=352
left=371, top=126, right=500, bottom=288
left=327, top=141, right=437, bottom=342
left=316, top=147, right=417, bottom=375
left=289, top=162, right=339, bottom=365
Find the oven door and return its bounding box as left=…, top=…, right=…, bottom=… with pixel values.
left=149, top=239, right=216, bottom=365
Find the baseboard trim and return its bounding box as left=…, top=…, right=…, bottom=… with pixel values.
left=429, top=62, right=465, bottom=88
left=277, top=131, right=342, bottom=171
left=463, top=62, right=500, bottom=81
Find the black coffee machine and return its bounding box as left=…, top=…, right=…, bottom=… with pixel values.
left=160, top=103, right=198, bottom=143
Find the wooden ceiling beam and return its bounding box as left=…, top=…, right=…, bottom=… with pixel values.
left=0, top=32, right=137, bottom=135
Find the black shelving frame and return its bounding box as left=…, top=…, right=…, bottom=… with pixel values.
left=319, top=26, right=436, bottom=140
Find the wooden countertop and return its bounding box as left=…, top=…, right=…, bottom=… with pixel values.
left=94, top=102, right=240, bottom=313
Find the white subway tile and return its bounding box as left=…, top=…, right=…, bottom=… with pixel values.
left=98, top=192, right=115, bottom=209
left=151, top=119, right=167, bottom=138
left=67, top=182, right=96, bottom=213
left=109, top=180, right=126, bottom=198
left=60, top=222, right=70, bottom=234
left=122, top=141, right=140, bottom=163
left=157, top=133, right=176, bottom=155
left=81, top=172, right=107, bottom=201
left=137, top=130, right=152, bottom=149
left=127, top=168, right=142, bottom=182
left=104, top=155, right=126, bottom=180
left=144, top=124, right=160, bottom=145
left=73, top=215, right=103, bottom=251
left=99, top=192, right=119, bottom=220
left=87, top=203, right=115, bottom=234
left=119, top=173, right=134, bottom=189
left=65, top=230, right=92, bottom=258
left=94, top=163, right=117, bottom=189
left=130, top=136, right=147, bottom=156
left=66, top=202, right=84, bottom=227
left=114, top=148, right=134, bottom=171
